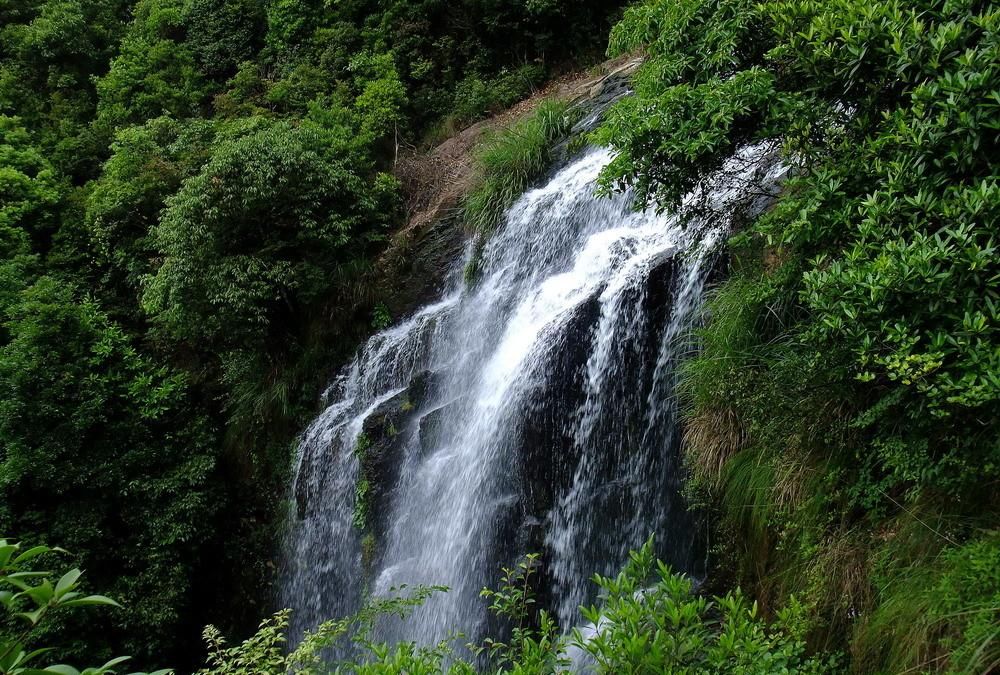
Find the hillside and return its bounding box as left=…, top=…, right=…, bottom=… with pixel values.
left=1, top=1, right=997, bottom=673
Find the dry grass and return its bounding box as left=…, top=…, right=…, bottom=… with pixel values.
left=386, top=54, right=642, bottom=246
left=683, top=406, right=748, bottom=486
left=808, top=531, right=874, bottom=629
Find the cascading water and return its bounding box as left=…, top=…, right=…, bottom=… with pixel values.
left=281, top=143, right=782, bottom=650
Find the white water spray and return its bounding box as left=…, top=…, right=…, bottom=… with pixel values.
left=281, top=144, right=782, bottom=648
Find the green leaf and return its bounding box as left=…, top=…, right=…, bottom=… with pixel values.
left=54, top=569, right=81, bottom=600
left=23, top=579, right=54, bottom=606
left=13, top=546, right=53, bottom=566
left=18, top=607, right=47, bottom=625
left=0, top=544, right=20, bottom=569
left=42, top=666, right=82, bottom=675
left=60, top=595, right=120, bottom=609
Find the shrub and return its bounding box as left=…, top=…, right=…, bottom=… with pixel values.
left=601, top=0, right=1000, bottom=669
left=0, top=538, right=169, bottom=675
left=452, top=64, right=546, bottom=125
left=196, top=540, right=835, bottom=673
left=574, top=539, right=837, bottom=673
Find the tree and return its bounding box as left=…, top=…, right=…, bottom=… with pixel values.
left=141, top=117, right=399, bottom=353
left=0, top=278, right=218, bottom=665
left=87, top=117, right=217, bottom=303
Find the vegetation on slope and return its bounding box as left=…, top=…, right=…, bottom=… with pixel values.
left=2, top=0, right=997, bottom=671
left=463, top=99, right=578, bottom=234
left=0, top=0, right=627, bottom=667
left=593, top=0, right=1000, bottom=672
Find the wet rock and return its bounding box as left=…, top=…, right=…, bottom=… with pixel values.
left=358, top=369, right=441, bottom=545
left=644, top=250, right=681, bottom=348
left=417, top=397, right=463, bottom=456
left=518, top=295, right=601, bottom=520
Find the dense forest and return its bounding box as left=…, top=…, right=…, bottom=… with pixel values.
left=1, top=0, right=997, bottom=673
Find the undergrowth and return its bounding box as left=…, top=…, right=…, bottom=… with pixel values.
left=604, top=1, right=1000, bottom=670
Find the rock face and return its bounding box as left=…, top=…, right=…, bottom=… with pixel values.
left=356, top=369, right=440, bottom=547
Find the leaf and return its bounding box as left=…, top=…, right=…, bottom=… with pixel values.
left=54, top=569, right=81, bottom=600
left=96, top=655, right=132, bottom=671
left=18, top=647, right=54, bottom=667
left=13, top=546, right=53, bottom=566
left=0, top=639, right=26, bottom=670
left=23, top=579, right=54, bottom=606
left=0, top=544, right=20, bottom=569
left=18, top=607, right=47, bottom=625
left=42, top=665, right=82, bottom=675
left=60, top=595, right=120, bottom=609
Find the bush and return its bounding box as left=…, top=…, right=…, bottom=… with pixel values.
left=574, top=539, right=837, bottom=673
left=452, top=64, right=546, bottom=125
left=600, top=0, right=1000, bottom=669
left=0, top=538, right=171, bottom=675
left=141, top=118, right=398, bottom=351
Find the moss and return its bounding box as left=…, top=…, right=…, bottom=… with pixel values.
left=360, top=533, right=377, bottom=572
left=352, top=478, right=371, bottom=531
left=354, top=432, right=371, bottom=457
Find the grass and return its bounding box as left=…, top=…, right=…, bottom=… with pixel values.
left=463, top=98, right=578, bottom=234
left=852, top=517, right=1000, bottom=674
left=683, top=406, right=746, bottom=488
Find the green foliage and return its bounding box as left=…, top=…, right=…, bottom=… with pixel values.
left=352, top=479, right=372, bottom=532
left=141, top=117, right=397, bottom=351
left=0, top=116, right=64, bottom=256
left=602, top=0, right=1000, bottom=670
left=87, top=116, right=217, bottom=298
left=573, top=538, right=836, bottom=673
left=94, top=35, right=208, bottom=132
left=0, top=539, right=169, bottom=675
left=0, top=279, right=218, bottom=664
left=854, top=527, right=1000, bottom=675
left=261, top=0, right=622, bottom=136
left=195, top=541, right=835, bottom=673
left=370, top=304, right=392, bottom=331
left=464, top=100, right=577, bottom=233
left=183, top=0, right=264, bottom=80
left=452, top=65, right=546, bottom=126
left=476, top=554, right=565, bottom=673
left=197, top=586, right=454, bottom=675
left=596, top=0, right=768, bottom=206
left=0, top=0, right=127, bottom=177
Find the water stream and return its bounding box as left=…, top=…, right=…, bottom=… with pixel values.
left=281, top=144, right=781, bottom=650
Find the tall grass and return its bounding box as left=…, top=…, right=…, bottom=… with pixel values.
left=853, top=520, right=1000, bottom=674
left=463, top=99, right=577, bottom=234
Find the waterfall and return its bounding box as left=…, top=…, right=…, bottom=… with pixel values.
left=281, top=144, right=782, bottom=648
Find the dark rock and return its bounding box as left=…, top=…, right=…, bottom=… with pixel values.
left=358, top=369, right=442, bottom=547
left=378, top=213, right=466, bottom=320
left=417, top=397, right=463, bottom=457
left=517, top=294, right=602, bottom=522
